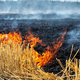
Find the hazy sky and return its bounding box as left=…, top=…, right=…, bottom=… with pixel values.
left=40, top=0, right=80, bottom=2
left=0, top=0, right=80, bottom=14
left=0, top=0, right=80, bottom=2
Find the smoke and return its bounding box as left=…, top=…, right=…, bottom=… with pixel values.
left=66, top=24, right=80, bottom=49
left=0, top=1, right=80, bottom=19
left=0, top=0, right=80, bottom=50
left=11, top=20, right=18, bottom=30
left=67, top=30, right=80, bottom=43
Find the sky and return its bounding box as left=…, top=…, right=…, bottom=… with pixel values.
left=0, top=0, right=80, bottom=2
left=0, top=0, right=80, bottom=14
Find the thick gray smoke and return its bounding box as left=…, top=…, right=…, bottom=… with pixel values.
left=0, top=1, right=80, bottom=19
left=0, top=0, right=80, bottom=49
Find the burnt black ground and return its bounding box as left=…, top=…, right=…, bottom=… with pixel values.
left=0, top=19, right=80, bottom=74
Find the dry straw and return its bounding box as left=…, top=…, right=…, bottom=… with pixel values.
left=0, top=41, right=80, bottom=80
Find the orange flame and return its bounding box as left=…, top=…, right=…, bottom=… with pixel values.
left=0, top=29, right=66, bottom=67
left=25, top=29, right=66, bottom=67
left=0, top=32, right=22, bottom=46
left=25, top=31, right=42, bottom=47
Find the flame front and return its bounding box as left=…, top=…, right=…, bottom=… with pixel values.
left=0, top=29, right=66, bottom=68
left=25, top=30, right=66, bottom=67
left=0, top=32, right=22, bottom=46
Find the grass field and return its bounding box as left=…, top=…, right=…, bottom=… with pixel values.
left=0, top=42, right=80, bottom=80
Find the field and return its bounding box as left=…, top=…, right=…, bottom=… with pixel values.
left=0, top=18, right=80, bottom=80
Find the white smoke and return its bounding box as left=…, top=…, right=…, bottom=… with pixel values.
left=0, top=1, right=80, bottom=19
left=67, top=24, right=80, bottom=45
left=0, top=1, right=80, bottom=14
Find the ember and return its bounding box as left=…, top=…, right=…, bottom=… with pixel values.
left=0, top=29, right=66, bottom=68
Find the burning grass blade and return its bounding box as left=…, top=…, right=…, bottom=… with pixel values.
left=0, top=42, right=59, bottom=80
left=1, top=29, right=80, bottom=80
left=0, top=29, right=67, bottom=68
left=0, top=40, right=80, bottom=80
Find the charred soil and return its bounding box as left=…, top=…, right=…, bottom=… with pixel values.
left=0, top=19, right=80, bottom=74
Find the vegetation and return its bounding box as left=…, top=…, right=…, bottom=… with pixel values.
left=0, top=42, right=80, bottom=80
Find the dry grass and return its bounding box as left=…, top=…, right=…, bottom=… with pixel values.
left=56, top=45, right=80, bottom=80
left=0, top=42, right=80, bottom=80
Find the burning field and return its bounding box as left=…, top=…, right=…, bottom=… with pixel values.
left=0, top=26, right=66, bottom=67
left=0, top=1, right=80, bottom=80
left=0, top=18, right=80, bottom=80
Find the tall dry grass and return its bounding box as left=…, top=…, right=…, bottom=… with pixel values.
left=0, top=41, right=80, bottom=80
left=0, top=42, right=57, bottom=80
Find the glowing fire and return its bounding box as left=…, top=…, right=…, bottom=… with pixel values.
left=0, top=29, right=66, bottom=67
left=0, top=32, right=22, bottom=46
left=25, top=30, right=66, bottom=67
